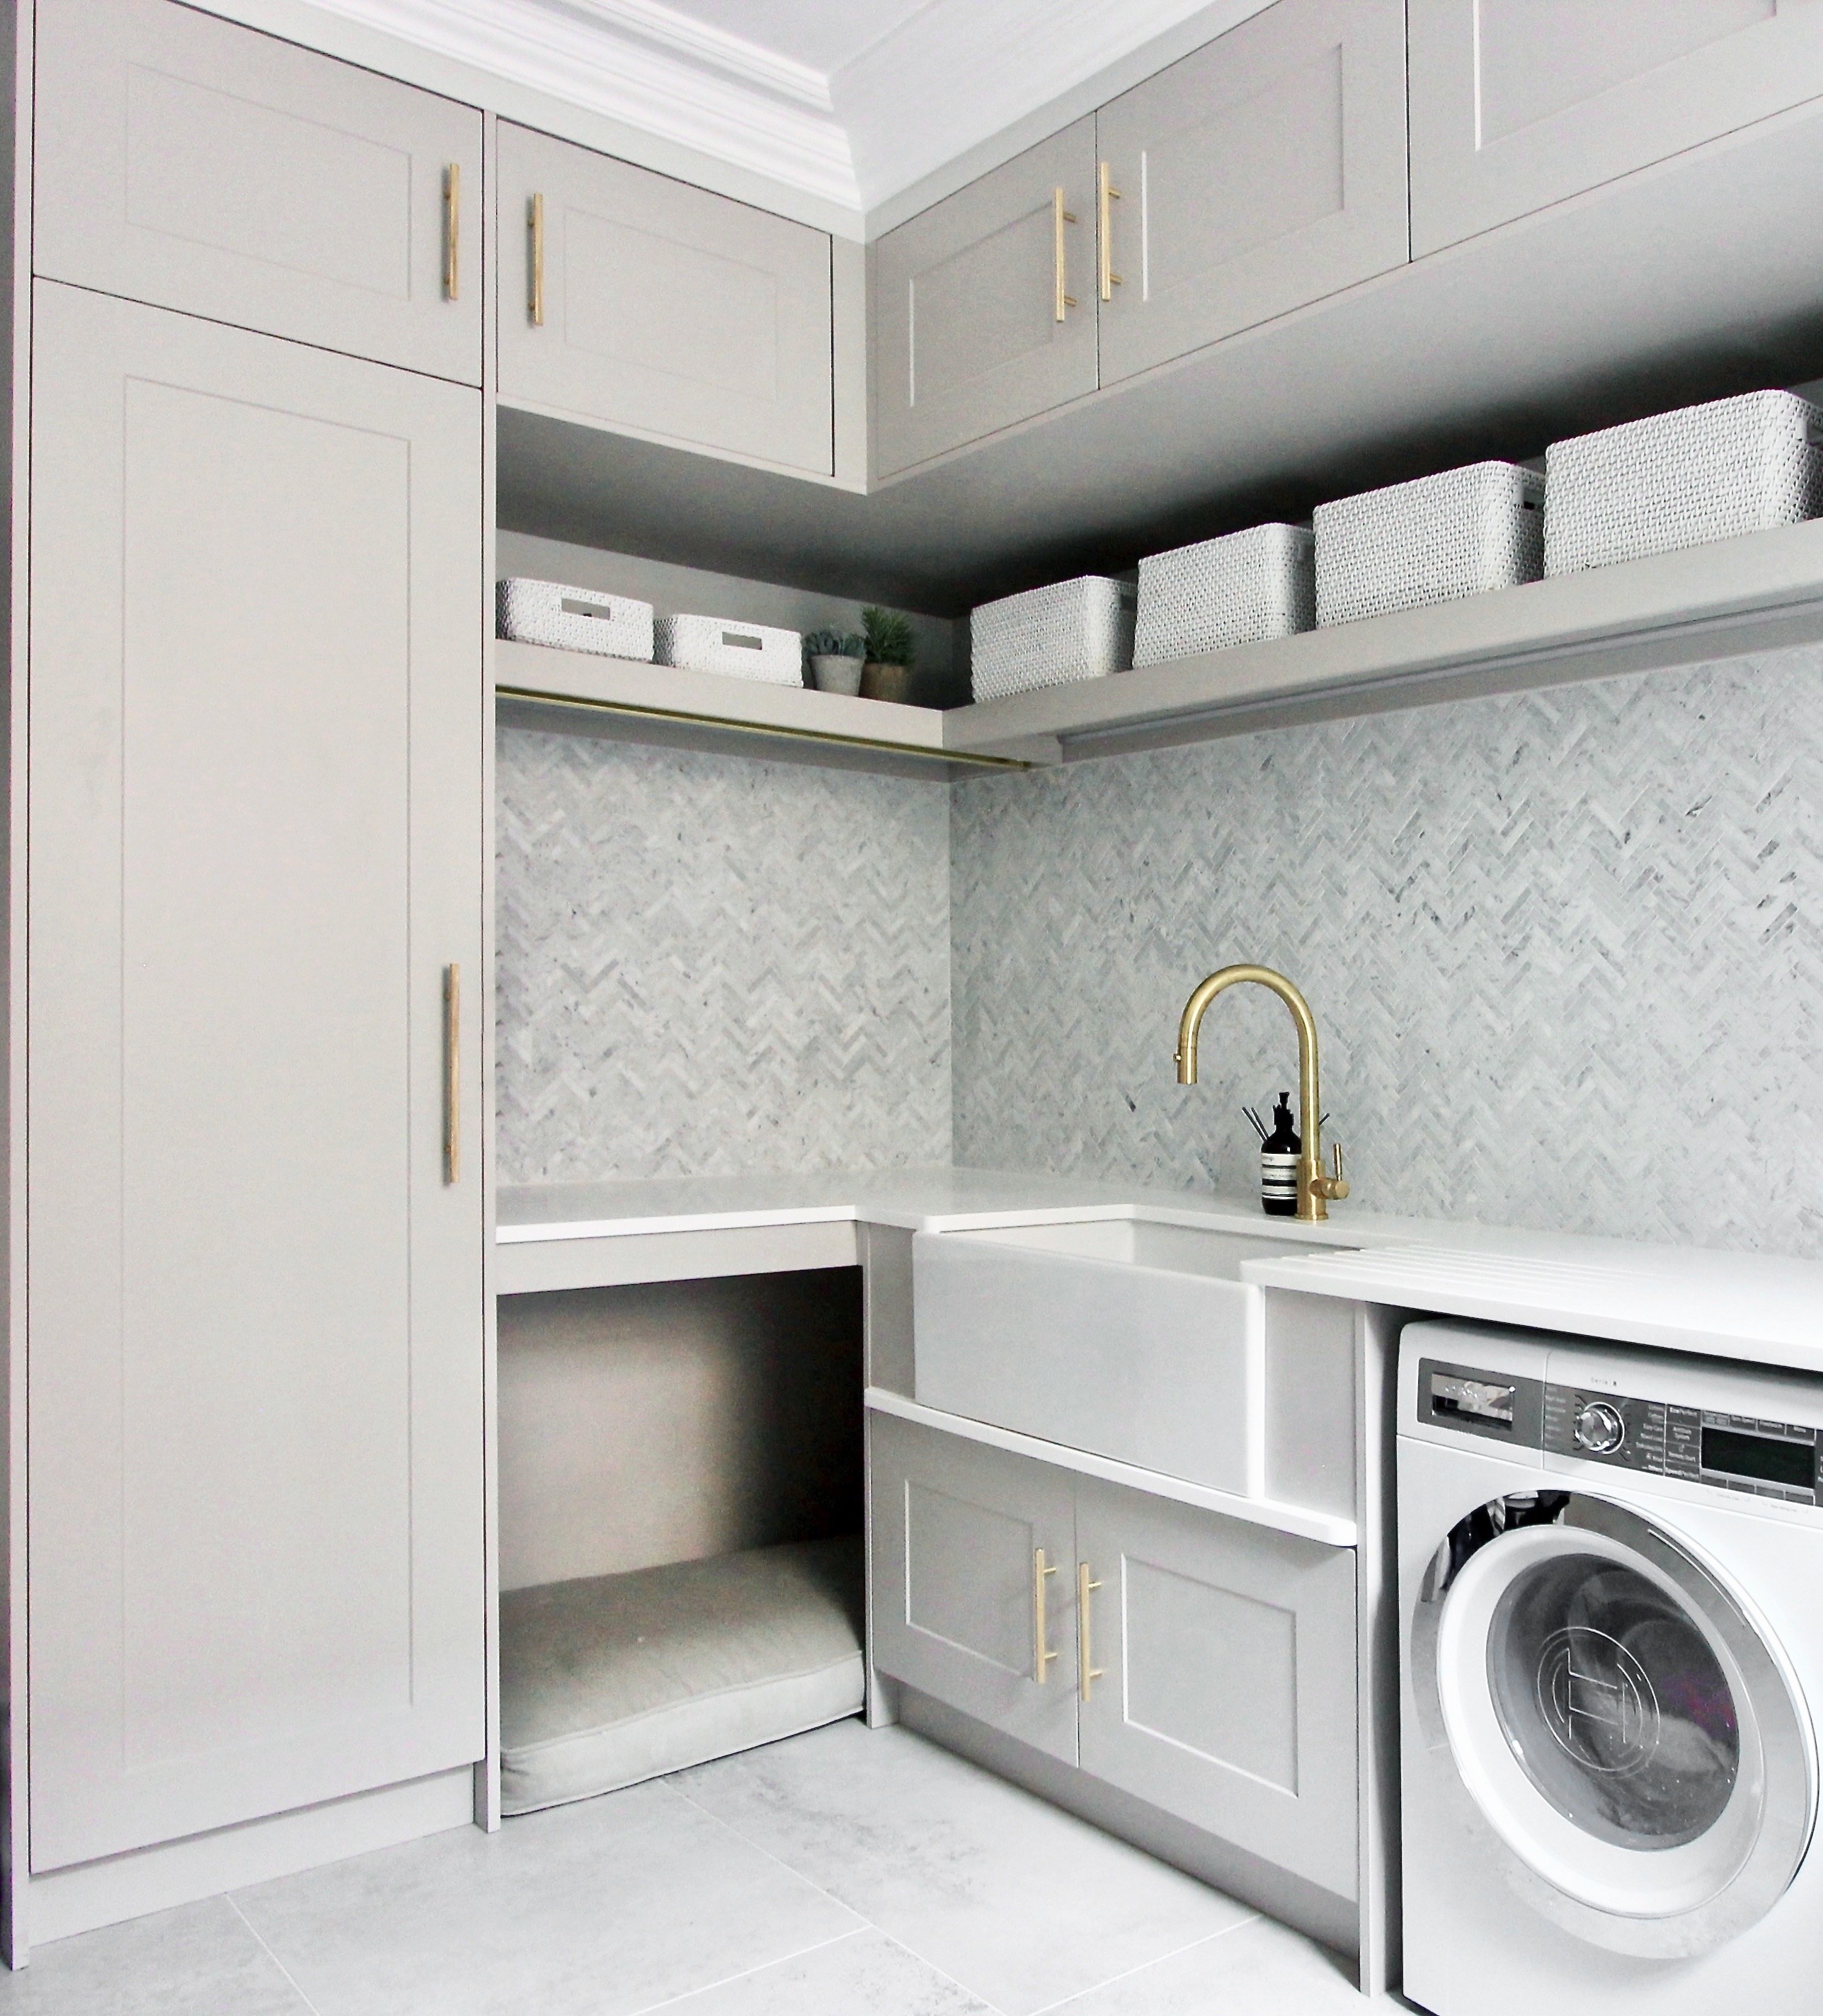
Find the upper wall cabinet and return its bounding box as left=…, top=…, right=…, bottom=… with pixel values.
left=1408, top=0, right=1823, bottom=256
left=1097, top=0, right=1407, bottom=389
left=872, top=118, right=1099, bottom=481
left=34, top=0, right=481, bottom=386
left=496, top=123, right=835, bottom=478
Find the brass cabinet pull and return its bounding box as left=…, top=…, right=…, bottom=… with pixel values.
left=529, top=193, right=546, bottom=326
left=1078, top=1562, right=1104, bottom=1702
left=1098, top=161, right=1122, bottom=300
left=1053, top=186, right=1078, bottom=321
left=1034, top=1548, right=1059, bottom=1683
left=442, top=163, right=460, bottom=300
left=443, top=963, right=461, bottom=1184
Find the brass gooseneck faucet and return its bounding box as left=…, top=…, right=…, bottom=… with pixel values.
left=1175, top=964, right=1350, bottom=1223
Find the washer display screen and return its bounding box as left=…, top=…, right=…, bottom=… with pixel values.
left=1486, top=1550, right=1739, bottom=1850
left=1701, top=1425, right=1817, bottom=1493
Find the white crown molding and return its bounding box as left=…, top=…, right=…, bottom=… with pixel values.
left=833, top=0, right=1275, bottom=211
left=304, top=0, right=860, bottom=207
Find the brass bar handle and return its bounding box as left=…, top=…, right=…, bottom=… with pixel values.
left=443, top=963, right=461, bottom=1185
left=442, top=163, right=460, bottom=301
left=529, top=193, right=546, bottom=327
left=1053, top=187, right=1078, bottom=322
left=1078, top=1562, right=1104, bottom=1703
left=1098, top=161, right=1122, bottom=300
left=1034, top=1549, right=1059, bottom=1683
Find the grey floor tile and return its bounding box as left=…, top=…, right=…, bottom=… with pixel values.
left=232, top=1777, right=864, bottom=2016
left=671, top=1722, right=1255, bottom=2016
left=638, top=1928, right=993, bottom=2016
left=1039, top=1915, right=1363, bottom=2015
left=0, top=1896, right=309, bottom=2015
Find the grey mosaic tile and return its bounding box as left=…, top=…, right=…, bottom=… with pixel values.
left=496, top=729, right=951, bottom=1185
left=949, top=645, right=1823, bottom=1256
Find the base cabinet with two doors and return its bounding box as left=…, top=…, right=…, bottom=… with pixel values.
left=868, top=1411, right=1360, bottom=1908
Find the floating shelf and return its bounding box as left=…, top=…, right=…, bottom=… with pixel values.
left=494, top=637, right=1025, bottom=769
left=944, top=519, right=1823, bottom=759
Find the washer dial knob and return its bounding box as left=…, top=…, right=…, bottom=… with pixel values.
left=1574, top=1399, right=1626, bottom=1455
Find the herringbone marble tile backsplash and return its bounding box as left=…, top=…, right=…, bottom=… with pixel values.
left=950, top=647, right=1823, bottom=1256
left=497, top=728, right=951, bottom=1183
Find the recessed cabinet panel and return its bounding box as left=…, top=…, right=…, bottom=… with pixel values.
left=34, top=0, right=481, bottom=383
left=28, top=284, right=485, bottom=1871
left=498, top=122, right=833, bottom=477
left=872, top=117, right=1099, bottom=479
left=1075, top=1479, right=1358, bottom=1902
left=1097, top=0, right=1408, bottom=389
left=1409, top=0, right=1823, bottom=256
left=869, top=1414, right=1079, bottom=1763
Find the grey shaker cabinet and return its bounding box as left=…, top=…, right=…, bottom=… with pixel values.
left=1408, top=0, right=1823, bottom=257
left=1075, top=1479, right=1359, bottom=1901
left=871, top=117, right=1099, bottom=480
left=27, top=282, right=486, bottom=1872
left=1095, top=0, right=1408, bottom=389
left=870, top=1415, right=1359, bottom=1900
left=869, top=1413, right=1080, bottom=1764
left=34, top=0, right=482, bottom=384
left=496, top=122, right=835, bottom=477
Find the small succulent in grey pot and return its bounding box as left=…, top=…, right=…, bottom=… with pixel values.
left=859, top=607, right=917, bottom=704
left=803, top=628, right=867, bottom=696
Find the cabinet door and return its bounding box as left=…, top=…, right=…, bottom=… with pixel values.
left=34, top=0, right=481, bottom=384
left=1097, top=0, right=1407, bottom=390
left=872, top=118, right=1098, bottom=479
left=1075, top=1481, right=1358, bottom=1902
left=27, top=282, right=486, bottom=1872
left=1409, top=0, right=1823, bottom=257
left=497, top=122, right=833, bottom=477
left=869, top=1414, right=1078, bottom=1763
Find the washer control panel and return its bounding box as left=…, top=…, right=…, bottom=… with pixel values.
left=1543, top=1384, right=1819, bottom=1504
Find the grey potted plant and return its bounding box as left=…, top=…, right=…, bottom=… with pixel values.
left=859, top=607, right=917, bottom=704
left=803, top=627, right=866, bottom=696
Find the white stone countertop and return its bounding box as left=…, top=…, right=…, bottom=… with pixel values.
left=497, top=1166, right=1823, bottom=1374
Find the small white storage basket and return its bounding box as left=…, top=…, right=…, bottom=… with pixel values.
left=1315, top=462, right=1544, bottom=626
left=1544, top=391, right=1823, bottom=576
left=971, top=576, right=1136, bottom=703
left=497, top=578, right=654, bottom=660
left=653, top=614, right=803, bottom=687
left=1134, top=524, right=1315, bottom=667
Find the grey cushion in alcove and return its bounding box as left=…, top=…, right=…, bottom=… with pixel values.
left=500, top=1533, right=865, bottom=1815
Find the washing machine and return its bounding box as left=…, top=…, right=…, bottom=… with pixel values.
left=1398, top=1319, right=1823, bottom=2015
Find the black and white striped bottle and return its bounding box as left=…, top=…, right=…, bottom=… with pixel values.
left=1260, top=1092, right=1300, bottom=1217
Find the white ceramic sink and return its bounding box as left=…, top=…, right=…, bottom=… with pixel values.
left=911, top=1213, right=1348, bottom=1496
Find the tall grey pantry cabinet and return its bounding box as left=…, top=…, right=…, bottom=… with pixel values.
left=19, top=0, right=487, bottom=1933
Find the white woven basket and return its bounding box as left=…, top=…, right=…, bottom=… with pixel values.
left=1315, top=462, right=1544, bottom=626
left=971, top=576, right=1136, bottom=703
left=1544, top=391, right=1823, bottom=576
left=1134, top=525, right=1315, bottom=667
left=653, top=614, right=803, bottom=686
left=497, top=578, right=654, bottom=660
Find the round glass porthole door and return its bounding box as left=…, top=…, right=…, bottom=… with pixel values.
left=1417, top=1494, right=1816, bottom=1957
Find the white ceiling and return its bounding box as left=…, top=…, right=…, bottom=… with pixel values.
left=307, top=0, right=1274, bottom=219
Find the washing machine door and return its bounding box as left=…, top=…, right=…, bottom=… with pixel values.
left=1415, top=1493, right=1816, bottom=1957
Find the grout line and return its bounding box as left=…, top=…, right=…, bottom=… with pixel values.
left=658, top=1770, right=1009, bottom=2012
left=224, top=1893, right=326, bottom=2016
left=621, top=1926, right=868, bottom=2016
left=1022, top=1914, right=1266, bottom=2016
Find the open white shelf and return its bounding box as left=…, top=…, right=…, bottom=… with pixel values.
left=493, top=636, right=1000, bottom=768
left=944, top=519, right=1823, bottom=758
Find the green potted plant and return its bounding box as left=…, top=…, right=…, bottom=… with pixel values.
left=803, top=627, right=866, bottom=696
left=860, top=607, right=917, bottom=704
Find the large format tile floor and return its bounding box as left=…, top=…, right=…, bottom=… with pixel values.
left=0, top=1721, right=1376, bottom=2014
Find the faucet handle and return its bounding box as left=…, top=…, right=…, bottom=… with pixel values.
left=1315, top=1140, right=1350, bottom=1203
